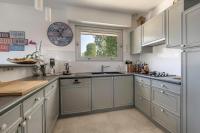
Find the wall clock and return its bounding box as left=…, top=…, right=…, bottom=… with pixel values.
left=47, top=22, right=73, bottom=46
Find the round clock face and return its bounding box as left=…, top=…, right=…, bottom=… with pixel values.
left=47, top=22, right=73, bottom=46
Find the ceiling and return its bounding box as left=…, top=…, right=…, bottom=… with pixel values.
left=0, top=0, right=164, bottom=14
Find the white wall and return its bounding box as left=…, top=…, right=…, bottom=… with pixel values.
left=0, top=2, right=132, bottom=82
left=134, top=0, right=182, bottom=76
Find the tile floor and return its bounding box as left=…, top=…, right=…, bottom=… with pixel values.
left=53, top=109, right=164, bottom=133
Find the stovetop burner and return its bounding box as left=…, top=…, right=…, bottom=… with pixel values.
left=149, top=71, right=170, bottom=77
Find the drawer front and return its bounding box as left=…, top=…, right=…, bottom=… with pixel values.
left=152, top=80, right=181, bottom=94
left=0, top=105, right=22, bottom=133
left=135, top=81, right=151, bottom=101
left=23, top=90, right=44, bottom=114
left=45, top=80, right=58, bottom=96
left=151, top=103, right=180, bottom=133
left=135, top=76, right=151, bottom=85
left=135, top=95, right=151, bottom=117
left=60, top=78, right=91, bottom=88
left=152, top=87, right=180, bottom=116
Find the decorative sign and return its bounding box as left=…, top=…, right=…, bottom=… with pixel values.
left=0, top=38, right=12, bottom=44
left=9, top=44, right=25, bottom=51
left=12, top=38, right=28, bottom=45
left=0, top=32, right=9, bottom=38
left=0, top=30, right=28, bottom=52
left=10, top=31, right=25, bottom=39
left=47, top=22, right=73, bottom=46
left=0, top=44, right=9, bottom=52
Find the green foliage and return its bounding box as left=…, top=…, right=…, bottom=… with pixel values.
left=84, top=43, right=96, bottom=57
left=84, top=35, right=117, bottom=57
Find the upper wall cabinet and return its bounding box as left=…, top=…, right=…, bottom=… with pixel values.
left=184, top=0, right=200, bottom=10
left=142, top=11, right=166, bottom=46
left=131, top=26, right=152, bottom=54
left=166, top=1, right=184, bottom=48
left=183, top=3, right=200, bottom=48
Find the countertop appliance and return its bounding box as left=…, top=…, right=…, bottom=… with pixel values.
left=63, top=63, right=71, bottom=75
left=149, top=71, right=171, bottom=77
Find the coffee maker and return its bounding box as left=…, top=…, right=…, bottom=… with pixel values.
left=49, top=58, right=55, bottom=75
left=63, top=63, right=71, bottom=75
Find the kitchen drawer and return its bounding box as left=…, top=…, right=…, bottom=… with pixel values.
left=151, top=103, right=180, bottom=133
left=152, top=87, right=180, bottom=116
left=44, top=80, right=58, bottom=96
left=135, top=95, right=151, bottom=117
left=135, top=76, right=151, bottom=85
left=0, top=104, right=22, bottom=133
left=60, top=78, right=91, bottom=88
left=135, top=81, right=151, bottom=101
left=23, top=90, right=44, bottom=114
left=152, top=80, right=181, bottom=94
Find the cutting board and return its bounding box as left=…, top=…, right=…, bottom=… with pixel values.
left=0, top=80, right=48, bottom=96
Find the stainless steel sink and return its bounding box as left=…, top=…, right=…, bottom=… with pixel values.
left=91, top=72, right=123, bottom=75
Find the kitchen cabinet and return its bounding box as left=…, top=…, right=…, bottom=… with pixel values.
left=151, top=79, right=181, bottom=133
left=135, top=76, right=151, bottom=117
left=142, top=11, right=166, bottom=46
left=131, top=26, right=152, bottom=54
left=22, top=90, right=45, bottom=133
left=167, top=1, right=183, bottom=48
left=0, top=105, right=22, bottom=133
left=60, top=78, right=91, bottom=115
left=182, top=48, right=200, bottom=133
left=184, top=0, right=200, bottom=10
left=113, top=76, right=133, bottom=107
left=151, top=104, right=180, bottom=133
left=44, top=81, right=59, bottom=133
left=92, top=77, right=113, bottom=111
left=183, top=3, right=200, bottom=48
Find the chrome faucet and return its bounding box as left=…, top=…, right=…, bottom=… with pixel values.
left=101, top=65, right=110, bottom=72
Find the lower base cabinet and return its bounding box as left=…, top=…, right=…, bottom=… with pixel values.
left=114, top=76, right=133, bottom=107
left=45, top=82, right=59, bottom=133
left=92, top=77, right=114, bottom=111
left=0, top=105, right=22, bottom=133
left=135, top=95, right=151, bottom=117
left=151, top=104, right=180, bottom=133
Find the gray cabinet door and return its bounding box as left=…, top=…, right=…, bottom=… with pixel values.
left=151, top=103, right=180, bottom=133
left=135, top=95, right=151, bottom=117
left=114, top=76, right=133, bottom=107
left=167, top=1, right=183, bottom=48
left=182, top=48, right=200, bottom=133
left=92, top=77, right=113, bottom=110
left=24, top=100, right=44, bottom=133
left=142, top=11, right=166, bottom=46
left=0, top=105, right=22, bottom=133
left=131, top=26, right=142, bottom=54
left=45, top=87, right=59, bottom=133
left=60, top=78, right=91, bottom=115
left=184, top=4, right=200, bottom=48
left=135, top=81, right=151, bottom=101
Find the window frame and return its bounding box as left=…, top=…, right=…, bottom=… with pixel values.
left=75, top=26, right=123, bottom=61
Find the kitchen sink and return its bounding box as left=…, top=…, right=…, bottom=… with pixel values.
left=91, top=72, right=123, bottom=75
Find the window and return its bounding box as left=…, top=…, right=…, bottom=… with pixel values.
left=76, top=26, right=123, bottom=61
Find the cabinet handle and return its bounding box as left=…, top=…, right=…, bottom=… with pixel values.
left=160, top=90, right=164, bottom=94
left=26, top=115, right=32, bottom=121
left=0, top=124, right=7, bottom=131
left=160, top=108, right=164, bottom=112
left=35, top=97, right=41, bottom=101
left=73, top=79, right=81, bottom=84
left=161, top=84, right=165, bottom=88
left=20, top=121, right=26, bottom=127
left=180, top=44, right=185, bottom=48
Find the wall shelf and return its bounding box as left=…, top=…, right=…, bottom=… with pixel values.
left=0, top=64, right=36, bottom=68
